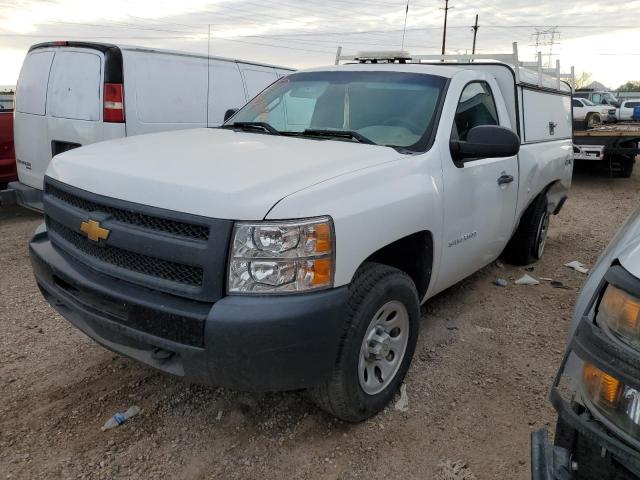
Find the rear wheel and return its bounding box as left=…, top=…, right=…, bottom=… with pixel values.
left=309, top=262, right=420, bottom=422
left=620, top=156, right=635, bottom=178
left=502, top=194, right=550, bottom=266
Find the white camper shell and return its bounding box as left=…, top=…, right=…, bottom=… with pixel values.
left=11, top=41, right=293, bottom=210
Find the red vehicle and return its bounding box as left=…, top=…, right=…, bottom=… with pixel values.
left=0, top=92, right=17, bottom=187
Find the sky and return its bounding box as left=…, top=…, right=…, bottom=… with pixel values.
left=0, top=0, right=639, bottom=89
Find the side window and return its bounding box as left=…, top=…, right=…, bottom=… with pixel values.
left=452, top=82, right=499, bottom=140
left=592, top=93, right=602, bottom=104
left=572, top=99, right=582, bottom=108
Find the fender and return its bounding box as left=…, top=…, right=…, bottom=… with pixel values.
left=265, top=147, right=444, bottom=290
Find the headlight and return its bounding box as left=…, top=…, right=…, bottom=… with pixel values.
left=228, top=216, right=334, bottom=294
left=597, top=285, right=640, bottom=350
left=582, top=362, right=640, bottom=440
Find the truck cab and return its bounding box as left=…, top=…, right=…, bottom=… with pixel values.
left=29, top=45, right=574, bottom=421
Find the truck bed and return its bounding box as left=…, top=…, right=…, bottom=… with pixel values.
left=573, top=123, right=640, bottom=177
left=573, top=123, right=640, bottom=138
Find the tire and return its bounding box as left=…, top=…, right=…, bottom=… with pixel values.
left=502, top=193, right=550, bottom=266
left=585, top=113, right=601, bottom=129
left=620, top=156, right=634, bottom=178
left=309, top=262, right=420, bottom=422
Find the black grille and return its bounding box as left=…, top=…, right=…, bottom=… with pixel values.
left=47, top=218, right=204, bottom=287
left=45, top=183, right=209, bottom=241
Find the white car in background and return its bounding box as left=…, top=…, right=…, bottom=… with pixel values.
left=572, top=97, right=616, bottom=128
left=617, top=99, right=640, bottom=121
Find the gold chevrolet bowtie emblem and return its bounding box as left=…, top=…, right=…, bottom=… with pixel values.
left=80, top=219, right=110, bottom=242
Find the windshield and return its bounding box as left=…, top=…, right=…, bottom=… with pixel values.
left=581, top=98, right=596, bottom=106
left=225, top=70, right=447, bottom=151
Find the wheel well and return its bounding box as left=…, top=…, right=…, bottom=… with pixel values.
left=363, top=231, right=433, bottom=300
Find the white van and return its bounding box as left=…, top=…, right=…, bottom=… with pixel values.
left=10, top=41, right=293, bottom=210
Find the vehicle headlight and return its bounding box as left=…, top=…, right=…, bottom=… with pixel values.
left=228, top=216, right=334, bottom=294
left=582, top=362, right=640, bottom=439
left=597, top=285, right=640, bottom=350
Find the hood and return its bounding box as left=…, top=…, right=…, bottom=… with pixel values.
left=615, top=208, right=640, bottom=279
left=47, top=128, right=400, bottom=219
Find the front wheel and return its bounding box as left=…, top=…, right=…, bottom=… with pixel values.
left=585, top=113, right=601, bottom=129
left=309, top=263, right=420, bottom=422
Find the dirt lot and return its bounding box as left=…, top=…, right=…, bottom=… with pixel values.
left=2, top=169, right=639, bottom=480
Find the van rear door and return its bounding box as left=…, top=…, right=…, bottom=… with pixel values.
left=14, top=44, right=126, bottom=191
left=14, top=50, right=55, bottom=189
left=45, top=49, right=113, bottom=181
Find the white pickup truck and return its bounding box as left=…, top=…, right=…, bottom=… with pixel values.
left=29, top=46, right=574, bottom=421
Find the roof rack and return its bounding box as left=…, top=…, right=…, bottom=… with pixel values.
left=334, top=42, right=575, bottom=91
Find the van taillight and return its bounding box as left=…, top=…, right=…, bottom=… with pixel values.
left=104, top=83, right=125, bottom=123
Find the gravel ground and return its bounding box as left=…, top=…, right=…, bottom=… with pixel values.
left=2, top=167, right=640, bottom=480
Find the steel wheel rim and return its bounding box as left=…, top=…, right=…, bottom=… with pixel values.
left=358, top=300, right=410, bottom=395
left=536, top=211, right=550, bottom=258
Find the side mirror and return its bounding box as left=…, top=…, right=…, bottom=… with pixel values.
left=224, top=108, right=239, bottom=122
left=450, top=125, right=520, bottom=164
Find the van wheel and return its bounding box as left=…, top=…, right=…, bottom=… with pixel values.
left=502, top=194, right=549, bottom=266
left=309, top=262, right=419, bottom=422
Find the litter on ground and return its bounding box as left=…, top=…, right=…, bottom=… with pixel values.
left=515, top=274, right=540, bottom=285
left=564, top=261, right=589, bottom=274
left=394, top=384, right=409, bottom=412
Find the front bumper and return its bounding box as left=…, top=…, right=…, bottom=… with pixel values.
left=8, top=181, right=43, bottom=211
left=0, top=156, right=17, bottom=183
left=30, top=226, right=349, bottom=392
left=533, top=266, right=640, bottom=479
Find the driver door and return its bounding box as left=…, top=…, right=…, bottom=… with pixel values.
left=437, top=80, right=519, bottom=289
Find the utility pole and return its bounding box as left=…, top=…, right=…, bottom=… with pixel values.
left=547, top=27, right=559, bottom=68
left=471, top=14, right=479, bottom=54
left=440, top=0, right=453, bottom=55
left=529, top=27, right=560, bottom=67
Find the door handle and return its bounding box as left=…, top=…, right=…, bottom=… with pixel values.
left=497, top=174, right=514, bottom=185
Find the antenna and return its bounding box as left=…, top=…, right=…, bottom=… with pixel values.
left=206, top=24, right=211, bottom=126
left=401, top=1, right=410, bottom=50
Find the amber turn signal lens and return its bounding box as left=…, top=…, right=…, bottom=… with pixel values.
left=314, top=222, right=332, bottom=254
left=583, top=362, right=622, bottom=407
left=599, top=286, right=640, bottom=345
left=306, top=258, right=333, bottom=287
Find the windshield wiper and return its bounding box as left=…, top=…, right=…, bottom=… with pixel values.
left=301, top=129, right=375, bottom=145
left=222, top=122, right=281, bottom=135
